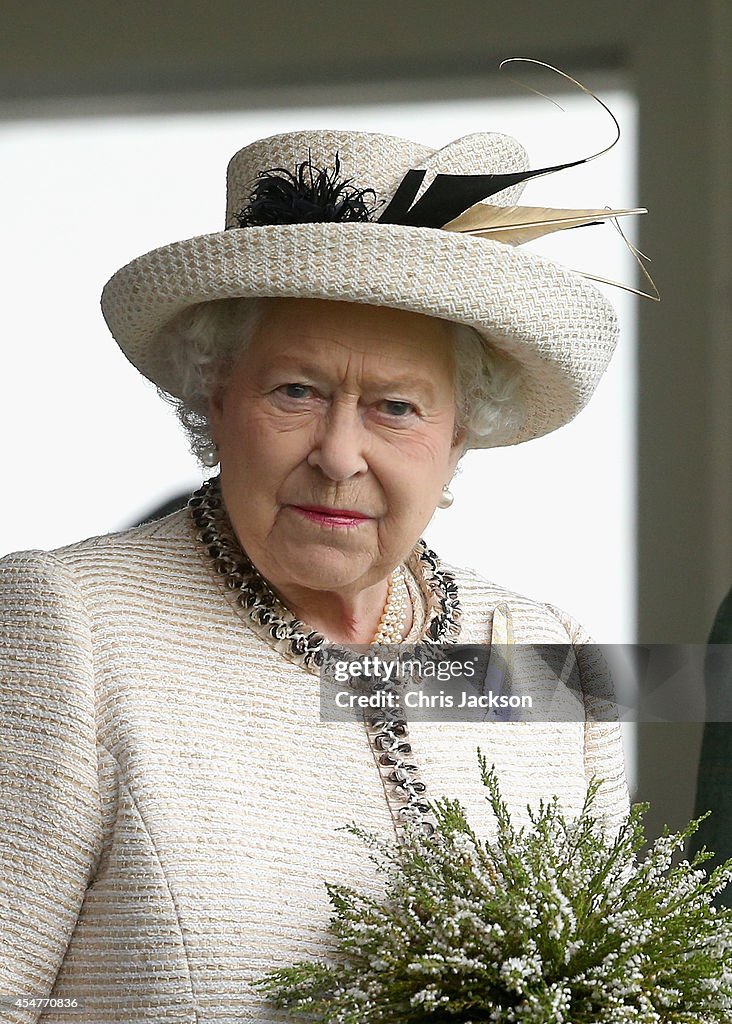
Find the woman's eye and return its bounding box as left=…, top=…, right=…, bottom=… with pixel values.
left=380, top=399, right=415, bottom=418
left=280, top=383, right=313, bottom=399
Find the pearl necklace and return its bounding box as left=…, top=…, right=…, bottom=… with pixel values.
left=372, top=564, right=408, bottom=643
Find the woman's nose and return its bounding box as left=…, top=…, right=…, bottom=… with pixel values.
left=307, top=400, right=369, bottom=480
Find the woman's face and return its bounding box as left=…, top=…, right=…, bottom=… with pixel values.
left=208, top=297, right=465, bottom=598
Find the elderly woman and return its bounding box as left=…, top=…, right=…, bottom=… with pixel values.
left=0, top=126, right=630, bottom=1021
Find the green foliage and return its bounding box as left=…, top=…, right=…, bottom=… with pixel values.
left=253, top=747, right=732, bottom=1023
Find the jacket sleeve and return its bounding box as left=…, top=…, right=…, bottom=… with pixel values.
left=0, top=551, right=102, bottom=1022
left=543, top=602, right=631, bottom=842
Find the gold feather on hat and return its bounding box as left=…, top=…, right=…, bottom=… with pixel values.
left=441, top=203, right=647, bottom=247
left=441, top=200, right=659, bottom=300
left=376, top=59, right=659, bottom=301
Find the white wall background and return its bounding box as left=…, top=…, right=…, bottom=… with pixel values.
left=0, top=86, right=639, bottom=791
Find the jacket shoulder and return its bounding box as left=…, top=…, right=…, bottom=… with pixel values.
left=440, top=558, right=585, bottom=644
left=1, top=505, right=193, bottom=568
left=0, top=507, right=197, bottom=605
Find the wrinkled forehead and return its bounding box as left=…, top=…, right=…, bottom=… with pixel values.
left=237, top=297, right=457, bottom=389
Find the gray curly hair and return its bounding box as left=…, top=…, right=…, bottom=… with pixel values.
left=153, top=297, right=526, bottom=465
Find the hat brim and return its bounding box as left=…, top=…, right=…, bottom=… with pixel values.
left=100, top=221, right=618, bottom=448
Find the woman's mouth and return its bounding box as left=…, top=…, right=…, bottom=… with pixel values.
left=288, top=505, right=372, bottom=528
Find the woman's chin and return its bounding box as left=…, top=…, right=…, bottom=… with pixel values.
left=270, top=543, right=379, bottom=594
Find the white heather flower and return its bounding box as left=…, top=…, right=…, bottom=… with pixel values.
left=254, top=759, right=732, bottom=1024
left=410, top=985, right=450, bottom=1008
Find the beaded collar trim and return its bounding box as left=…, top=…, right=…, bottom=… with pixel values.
left=188, top=476, right=462, bottom=673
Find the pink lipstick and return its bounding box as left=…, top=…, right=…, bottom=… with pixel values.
left=289, top=505, right=372, bottom=528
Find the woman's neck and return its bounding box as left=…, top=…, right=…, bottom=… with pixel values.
left=273, top=575, right=413, bottom=646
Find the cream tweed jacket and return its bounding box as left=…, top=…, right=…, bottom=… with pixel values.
left=0, top=506, right=630, bottom=1024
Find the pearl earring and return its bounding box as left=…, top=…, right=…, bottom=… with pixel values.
left=201, top=443, right=220, bottom=468
left=437, top=485, right=454, bottom=509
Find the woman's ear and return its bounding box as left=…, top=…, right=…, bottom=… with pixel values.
left=206, top=386, right=225, bottom=445
left=448, top=426, right=468, bottom=475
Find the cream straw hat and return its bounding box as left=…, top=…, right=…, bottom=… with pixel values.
left=100, top=122, right=638, bottom=448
